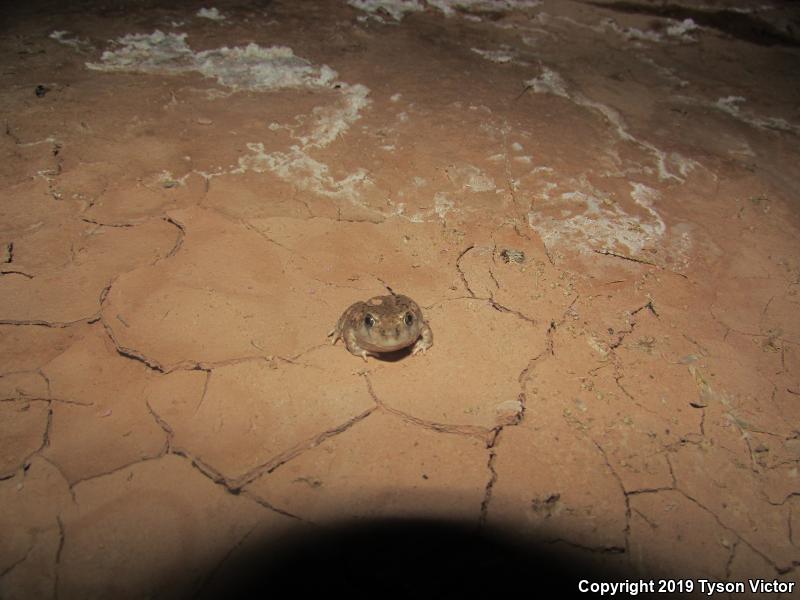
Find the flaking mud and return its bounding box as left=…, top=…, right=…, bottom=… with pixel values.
left=1, top=0, right=799, bottom=597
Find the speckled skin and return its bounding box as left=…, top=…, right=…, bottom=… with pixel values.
left=328, top=294, right=433, bottom=361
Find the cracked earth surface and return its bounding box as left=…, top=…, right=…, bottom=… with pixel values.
left=1, top=0, right=799, bottom=597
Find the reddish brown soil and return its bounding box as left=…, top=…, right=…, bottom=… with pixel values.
left=1, top=0, right=799, bottom=597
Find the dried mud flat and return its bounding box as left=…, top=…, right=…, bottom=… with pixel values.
left=1, top=0, right=799, bottom=597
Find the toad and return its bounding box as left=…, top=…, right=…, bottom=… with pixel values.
left=328, top=294, right=433, bottom=361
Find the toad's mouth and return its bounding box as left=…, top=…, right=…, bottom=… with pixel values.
left=360, top=336, right=417, bottom=353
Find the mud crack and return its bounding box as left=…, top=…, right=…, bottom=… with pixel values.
left=163, top=215, right=186, bottom=260
left=609, top=299, right=658, bottom=350
left=455, top=244, right=477, bottom=297
left=673, top=485, right=789, bottom=573
left=0, top=269, right=34, bottom=279
left=362, top=373, right=496, bottom=439
left=593, top=248, right=688, bottom=279
left=479, top=428, right=502, bottom=525
left=233, top=405, right=378, bottom=490
left=590, top=437, right=632, bottom=555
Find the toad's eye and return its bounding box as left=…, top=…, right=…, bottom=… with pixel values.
left=364, top=314, right=375, bottom=328
left=404, top=312, right=414, bottom=326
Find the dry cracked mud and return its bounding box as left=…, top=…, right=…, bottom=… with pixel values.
left=1, top=0, right=799, bottom=597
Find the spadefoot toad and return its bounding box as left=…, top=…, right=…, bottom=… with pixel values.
left=328, top=294, right=433, bottom=361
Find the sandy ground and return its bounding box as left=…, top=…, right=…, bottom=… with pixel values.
left=1, top=0, right=799, bottom=597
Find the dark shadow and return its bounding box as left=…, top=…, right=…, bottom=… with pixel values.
left=371, top=347, right=415, bottom=362
left=587, top=1, right=800, bottom=47
left=197, top=518, right=676, bottom=599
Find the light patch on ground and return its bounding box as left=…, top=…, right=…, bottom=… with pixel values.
left=429, top=0, right=541, bottom=17
left=196, top=7, right=226, bottom=21
left=84, top=30, right=375, bottom=209
left=434, top=192, right=455, bottom=219
left=630, top=182, right=665, bottom=237
left=348, top=0, right=424, bottom=21
left=525, top=67, right=698, bottom=181
left=618, top=18, right=699, bottom=43
left=87, top=32, right=337, bottom=91
left=666, top=19, right=700, bottom=39
left=394, top=191, right=457, bottom=223
left=237, top=143, right=374, bottom=203
left=526, top=66, right=569, bottom=97
left=86, top=32, right=197, bottom=75
left=297, top=85, right=372, bottom=148
left=527, top=180, right=674, bottom=258
left=240, top=83, right=373, bottom=205
left=155, top=170, right=192, bottom=188
left=198, top=47, right=338, bottom=91
left=471, top=46, right=527, bottom=65
left=50, top=30, right=93, bottom=51
left=17, top=136, right=61, bottom=148
left=445, top=164, right=496, bottom=192
left=714, top=96, right=800, bottom=134
left=540, top=13, right=700, bottom=44
left=636, top=55, right=689, bottom=87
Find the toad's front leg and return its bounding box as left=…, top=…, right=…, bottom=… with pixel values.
left=343, top=329, right=371, bottom=362
left=411, top=322, right=433, bottom=356
left=327, top=327, right=341, bottom=345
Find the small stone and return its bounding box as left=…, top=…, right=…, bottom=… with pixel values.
left=500, top=248, right=525, bottom=264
